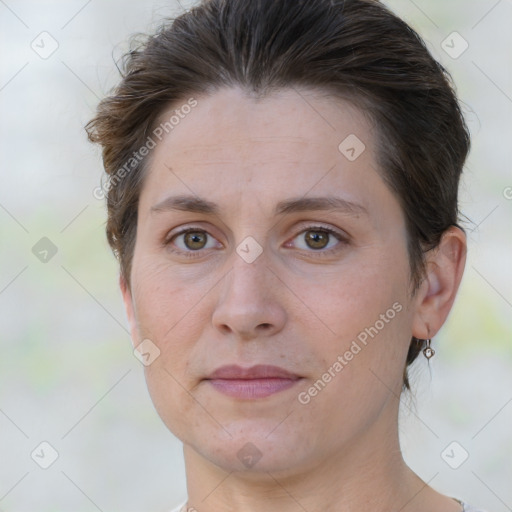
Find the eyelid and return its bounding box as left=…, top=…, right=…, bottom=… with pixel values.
left=289, top=221, right=350, bottom=243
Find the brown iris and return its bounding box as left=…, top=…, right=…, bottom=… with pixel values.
left=304, top=230, right=329, bottom=250
left=184, top=231, right=207, bottom=250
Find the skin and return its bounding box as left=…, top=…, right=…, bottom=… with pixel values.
left=120, top=86, right=467, bottom=512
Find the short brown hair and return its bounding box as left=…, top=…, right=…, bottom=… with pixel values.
left=86, top=0, right=470, bottom=390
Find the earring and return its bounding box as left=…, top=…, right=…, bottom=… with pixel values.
left=423, top=339, right=435, bottom=359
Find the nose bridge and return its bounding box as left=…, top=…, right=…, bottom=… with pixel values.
left=212, top=238, right=287, bottom=339
left=226, top=236, right=271, bottom=302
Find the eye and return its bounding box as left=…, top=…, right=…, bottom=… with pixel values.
left=165, top=227, right=220, bottom=258
left=164, top=224, right=348, bottom=259
left=286, top=225, right=347, bottom=257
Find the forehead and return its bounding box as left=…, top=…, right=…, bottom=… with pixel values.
left=139, top=86, right=388, bottom=218
left=153, top=86, right=373, bottom=157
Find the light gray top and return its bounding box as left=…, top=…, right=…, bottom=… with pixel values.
left=453, top=498, right=490, bottom=512
left=169, top=498, right=489, bottom=512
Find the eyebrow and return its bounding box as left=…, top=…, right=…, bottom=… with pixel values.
left=150, top=194, right=367, bottom=217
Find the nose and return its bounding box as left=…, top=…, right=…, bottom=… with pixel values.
left=211, top=250, right=287, bottom=341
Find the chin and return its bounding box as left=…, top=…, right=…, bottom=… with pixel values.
left=187, top=421, right=318, bottom=475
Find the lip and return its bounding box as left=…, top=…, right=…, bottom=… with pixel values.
left=207, top=364, right=300, bottom=380
left=204, top=364, right=302, bottom=399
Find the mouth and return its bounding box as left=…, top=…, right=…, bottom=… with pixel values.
left=204, top=364, right=303, bottom=400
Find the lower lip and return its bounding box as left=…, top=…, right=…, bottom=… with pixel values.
left=206, top=378, right=300, bottom=399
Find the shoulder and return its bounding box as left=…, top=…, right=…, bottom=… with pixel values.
left=458, top=500, right=490, bottom=512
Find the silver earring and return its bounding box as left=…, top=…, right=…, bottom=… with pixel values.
left=423, top=339, right=435, bottom=359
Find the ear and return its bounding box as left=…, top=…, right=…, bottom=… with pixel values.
left=120, top=273, right=138, bottom=349
left=411, top=226, right=467, bottom=340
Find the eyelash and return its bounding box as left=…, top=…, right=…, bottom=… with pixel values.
left=164, top=225, right=348, bottom=259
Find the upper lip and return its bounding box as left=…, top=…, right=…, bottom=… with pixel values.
left=206, top=364, right=301, bottom=380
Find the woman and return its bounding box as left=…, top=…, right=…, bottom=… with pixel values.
left=86, top=0, right=488, bottom=510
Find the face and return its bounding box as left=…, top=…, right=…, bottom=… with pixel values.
left=123, top=86, right=419, bottom=475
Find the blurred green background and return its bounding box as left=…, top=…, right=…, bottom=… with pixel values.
left=0, top=0, right=511, bottom=511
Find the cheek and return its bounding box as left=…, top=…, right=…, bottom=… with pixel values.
left=301, top=251, right=412, bottom=393
left=132, top=255, right=203, bottom=333
left=130, top=258, right=213, bottom=436
left=308, top=253, right=405, bottom=335
left=130, top=255, right=218, bottom=376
